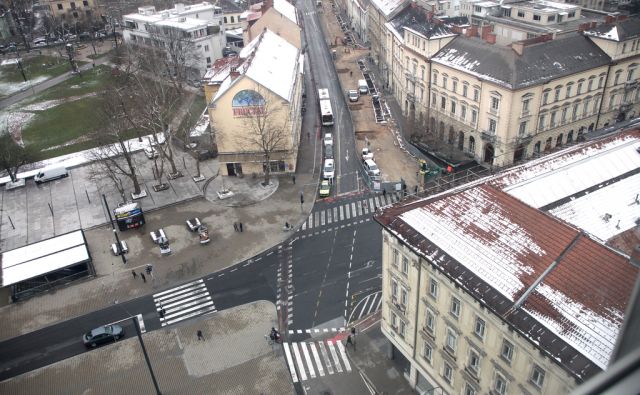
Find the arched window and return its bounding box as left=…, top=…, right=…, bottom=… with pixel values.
left=544, top=137, right=552, bottom=151
left=469, top=136, right=476, bottom=153
left=534, top=141, right=541, bottom=155
left=556, top=134, right=563, bottom=147
left=567, top=130, right=574, bottom=143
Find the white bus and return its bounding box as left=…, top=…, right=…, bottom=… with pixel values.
left=318, top=88, right=334, bottom=126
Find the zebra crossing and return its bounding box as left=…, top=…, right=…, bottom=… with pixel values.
left=153, top=279, right=217, bottom=327
left=283, top=339, right=352, bottom=383
left=301, top=193, right=401, bottom=231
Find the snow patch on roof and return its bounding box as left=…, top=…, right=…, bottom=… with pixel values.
left=371, top=0, right=407, bottom=16
left=525, top=282, right=622, bottom=369
left=400, top=186, right=546, bottom=301
left=274, top=0, right=298, bottom=25
left=585, top=25, right=619, bottom=41
left=549, top=172, right=640, bottom=242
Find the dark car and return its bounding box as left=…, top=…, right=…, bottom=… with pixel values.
left=222, top=47, right=237, bottom=57
left=324, top=144, right=334, bottom=159
left=83, top=324, right=124, bottom=348
left=79, top=32, right=91, bottom=40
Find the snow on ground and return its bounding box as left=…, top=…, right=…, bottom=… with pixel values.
left=0, top=75, right=49, bottom=97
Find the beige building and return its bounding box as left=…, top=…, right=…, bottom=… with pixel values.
left=382, top=4, right=640, bottom=167
left=375, top=130, right=640, bottom=394
left=368, top=0, right=410, bottom=85
left=208, top=29, right=303, bottom=176
left=244, top=0, right=301, bottom=49
left=45, top=0, right=98, bottom=22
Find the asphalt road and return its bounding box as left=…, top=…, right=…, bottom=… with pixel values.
left=289, top=193, right=382, bottom=340
left=0, top=194, right=382, bottom=382
left=301, top=0, right=359, bottom=195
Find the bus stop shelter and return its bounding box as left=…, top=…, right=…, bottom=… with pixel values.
left=0, top=230, right=94, bottom=301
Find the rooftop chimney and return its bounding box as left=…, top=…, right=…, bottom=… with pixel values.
left=262, top=0, right=274, bottom=14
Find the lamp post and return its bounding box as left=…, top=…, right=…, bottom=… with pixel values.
left=103, top=194, right=127, bottom=264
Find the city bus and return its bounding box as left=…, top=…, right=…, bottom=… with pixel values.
left=318, top=88, right=334, bottom=126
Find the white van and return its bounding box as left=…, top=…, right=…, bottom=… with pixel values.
left=358, top=79, right=368, bottom=94
left=363, top=159, right=380, bottom=177
left=34, top=166, right=68, bottom=184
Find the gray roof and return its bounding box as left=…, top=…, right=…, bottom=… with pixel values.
left=584, top=17, right=640, bottom=42
left=389, top=4, right=455, bottom=39
left=432, top=34, right=611, bottom=90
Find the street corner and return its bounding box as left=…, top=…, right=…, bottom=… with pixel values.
left=204, top=174, right=280, bottom=207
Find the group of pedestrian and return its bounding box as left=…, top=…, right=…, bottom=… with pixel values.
left=233, top=222, right=244, bottom=232
left=131, top=270, right=147, bottom=283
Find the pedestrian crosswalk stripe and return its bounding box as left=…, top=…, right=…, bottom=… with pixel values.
left=284, top=339, right=356, bottom=383
left=337, top=341, right=352, bottom=372
left=300, top=342, right=315, bottom=379
left=327, top=341, right=343, bottom=373
left=292, top=342, right=307, bottom=381
left=301, top=193, right=400, bottom=232
left=153, top=279, right=217, bottom=327
left=310, top=343, right=325, bottom=377
left=283, top=342, right=299, bottom=383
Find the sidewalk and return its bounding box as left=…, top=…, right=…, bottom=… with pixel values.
left=347, top=314, right=416, bottom=395
left=0, top=301, right=293, bottom=395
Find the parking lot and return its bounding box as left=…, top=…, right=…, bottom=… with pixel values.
left=0, top=149, right=218, bottom=252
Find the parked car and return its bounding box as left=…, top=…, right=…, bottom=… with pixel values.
left=323, top=133, right=333, bottom=146
left=83, top=324, right=124, bottom=348
left=324, top=144, right=334, bottom=159
left=358, top=79, right=368, bottom=94
left=319, top=180, right=331, bottom=197
left=348, top=90, right=359, bottom=102
left=323, top=159, right=335, bottom=179
left=144, top=147, right=159, bottom=159
left=79, top=32, right=91, bottom=40
left=34, top=166, right=68, bottom=184
left=363, top=159, right=380, bottom=177
left=222, top=47, right=238, bottom=57
left=362, top=147, right=374, bottom=161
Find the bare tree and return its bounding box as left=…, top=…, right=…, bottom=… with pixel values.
left=0, top=132, right=34, bottom=183
left=234, top=89, right=292, bottom=186
left=90, top=75, right=145, bottom=199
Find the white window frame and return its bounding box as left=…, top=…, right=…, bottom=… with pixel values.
left=531, top=364, right=545, bottom=388
left=401, top=256, right=409, bottom=274
left=474, top=317, right=485, bottom=339
left=429, top=278, right=438, bottom=299
left=424, top=343, right=433, bottom=363
left=450, top=297, right=461, bottom=318
left=446, top=327, right=457, bottom=353
left=443, top=362, right=453, bottom=383
left=392, top=248, right=399, bottom=267
left=494, top=372, right=508, bottom=395
left=501, top=339, right=514, bottom=363
left=468, top=349, right=480, bottom=373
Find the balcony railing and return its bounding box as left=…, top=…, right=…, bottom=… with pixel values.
left=624, top=80, right=638, bottom=90
left=481, top=130, right=497, bottom=143
left=405, top=72, right=416, bottom=82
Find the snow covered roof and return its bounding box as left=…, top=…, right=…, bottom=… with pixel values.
left=273, top=0, right=298, bottom=25
left=376, top=130, right=640, bottom=380
left=213, top=29, right=299, bottom=103
left=389, top=5, right=456, bottom=40
left=370, top=0, right=409, bottom=17
left=432, top=34, right=610, bottom=90
left=124, top=12, right=210, bottom=31
left=1, top=230, right=91, bottom=286
left=583, top=17, right=640, bottom=42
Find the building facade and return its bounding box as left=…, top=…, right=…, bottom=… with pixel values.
left=44, top=0, right=98, bottom=24
left=208, top=29, right=303, bottom=177
left=382, top=2, right=640, bottom=167
left=122, top=4, right=226, bottom=77
left=245, top=0, right=301, bottom=49
left=375, top=130, right=640, bottom=394
left=368, top=0, right=410, bottom=86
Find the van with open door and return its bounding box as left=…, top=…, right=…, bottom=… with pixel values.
left=34, top=166, right=68, bottom=184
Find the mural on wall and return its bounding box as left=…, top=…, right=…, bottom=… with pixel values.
left=232, top=90, right=266, bottom=117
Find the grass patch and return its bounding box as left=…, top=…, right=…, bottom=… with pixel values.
left=179, top=93, right=207, bottom=132
left=0, top=55, right=72, bottom=84
left=29, top=65, right=114, bottom=102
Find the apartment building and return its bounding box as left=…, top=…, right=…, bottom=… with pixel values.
left=122, top=3, right=226, bottom=78
left=339, top=0, right=369, bottom=42
left=368, top=0, right=410, bottom=85
left=44, top=0, right=98, bottom=22
left=244, top=0, right=301, bottom=49
left=208, top=29, right=303, bottom=177
left=374, top=130, right=640, bottom=394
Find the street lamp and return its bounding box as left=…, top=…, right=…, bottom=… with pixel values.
left=103, top=194, right=127, bottom=264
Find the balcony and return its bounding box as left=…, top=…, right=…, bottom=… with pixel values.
left=406, top=92, right=415, bottom=102
left=625, top=80, right=638, bottom=90
left=481, top=130, right=497, bottom=143
left=520, top=109, right=530, bottom=118
left=489, top=107, right=499, bottom=116
left=516, top=133, right=533, bottom=144
left=405, top=72, right=416, bottom=82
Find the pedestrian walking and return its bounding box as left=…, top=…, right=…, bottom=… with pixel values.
left=233, top=222, right=239, bottom=232
left=141, top=273, right=146, bottom=283
left=292, top=174, right=296, bottom=184
left=197, top=330, right=204, bottom=340
left=350, top=70, right=353, bottom=77
left=383, top=188, right=386, bottom=197
left=159, top=308, right=165, bottom=319
left=239, top=222, right=243, bottom=232
left=131, top=270, right=137, bottom=279
left=414, top=185, right=418, bottom=194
